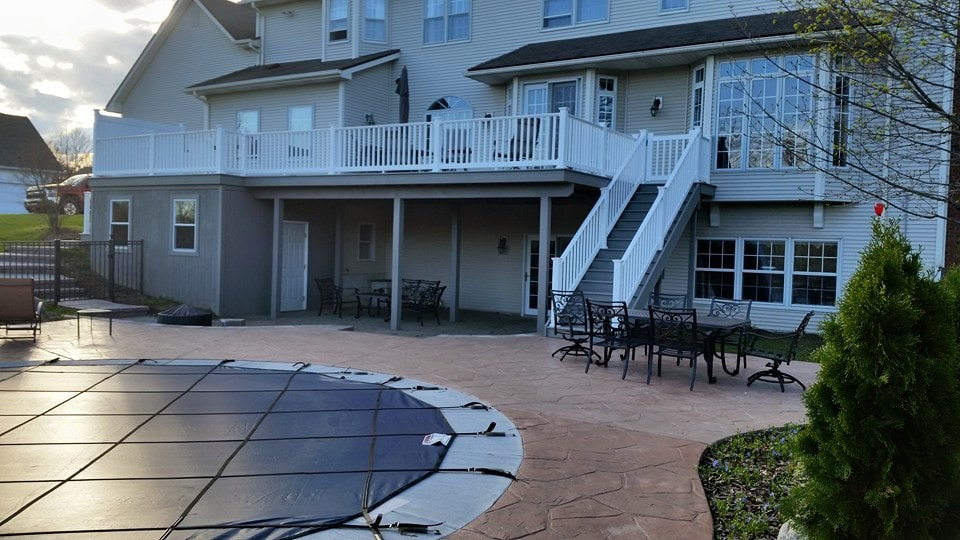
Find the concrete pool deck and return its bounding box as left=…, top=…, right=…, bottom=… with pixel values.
left=0, top=317, right=816, bottom=539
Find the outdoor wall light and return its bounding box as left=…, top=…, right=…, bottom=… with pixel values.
left=650, top=97, right=663, bottom=117
left=497, top=236, right=508, bottom=255
left=364, top=113, right=376, bottom=125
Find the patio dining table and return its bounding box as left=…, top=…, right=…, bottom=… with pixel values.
left=632, top=314, right=750, bottom=385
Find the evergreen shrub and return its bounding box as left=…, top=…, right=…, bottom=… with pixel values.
left=785, top=220, right=960, bottom=539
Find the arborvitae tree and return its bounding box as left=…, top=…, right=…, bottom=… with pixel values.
left=785, top=220, right=960, bottom=539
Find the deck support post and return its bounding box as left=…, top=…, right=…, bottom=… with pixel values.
left=334, top=208, right=343, bottom=286
left=449, top=204, right=461, bottom=323
left=686, top=209, right=698, bottom=303
left=270, top=198, right=284, bottom=320
left=537, top=196, right=552, bottom=333
left=390, top=198, right=405, bottom=331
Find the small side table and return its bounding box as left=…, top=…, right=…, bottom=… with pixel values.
left=77, top=309, right=114, bottom=339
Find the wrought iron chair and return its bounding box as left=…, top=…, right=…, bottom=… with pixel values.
left=647, top=307, right=705, bottom=391
left=403, top=283, right=445, bottom=326
left=650, top=292, right=690, bottom=309
left=742, top=311, right=815, bottom=392
left=707, top=298, right=753, bottom=373
left=584, top=299, right=646, bottom=380
left=314, top=278, right=360, bottom=318
left=549, top=290, right=598, bottom=363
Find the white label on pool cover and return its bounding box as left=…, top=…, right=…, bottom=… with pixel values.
left=422, top=433, right=451, bottom=446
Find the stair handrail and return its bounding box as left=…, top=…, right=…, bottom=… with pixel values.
left=612, top=128, right=708, bottom=304
left=552, top=131, right=649, bottom=295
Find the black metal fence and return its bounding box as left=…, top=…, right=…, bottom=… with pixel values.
left=0, top=239, right=143, bottom=302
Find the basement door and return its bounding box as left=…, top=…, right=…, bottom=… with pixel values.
left=280, top=220, right=308, bottom=312
left=523, top=234, right=572, bottom=316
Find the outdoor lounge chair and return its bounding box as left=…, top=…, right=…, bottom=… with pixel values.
left=0, top=278, right=43, bottom=342
left=741, top=311, right=815, bottom=392
left=314, top=278, right=360, bottom=318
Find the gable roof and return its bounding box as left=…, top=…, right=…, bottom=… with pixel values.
left=197, top=0, right=256, bottom=40
left=468, top=10, right=817, bottom=80
left=0, top=113, right=62, bottom=172
left=186, top=50, right=400, bottom=95
left=106, top=0, right=257, bottom=113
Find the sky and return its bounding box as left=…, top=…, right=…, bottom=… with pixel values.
left=0, top=0, right=178, bottom=139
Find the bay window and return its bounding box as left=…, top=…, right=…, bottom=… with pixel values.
left=329, top=0, right=348, bottom=41
left=364, top=0, right=386, bottom=42
left=715, top=54, right=814, bottom=170
left=543, top=0, right=607, bottom=28
left=424, top=0, right=470, bottom=44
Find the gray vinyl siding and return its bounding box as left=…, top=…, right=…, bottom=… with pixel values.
left=343, top=64, right=394, bottom=127
left=657, top=200, right=941, bottom=331
left=710, top=170, right=819, bottom=202
left=121, top=3, right=256, bottom=130
left=90, top=179, right=224, bottom=313
left=208, top=86, right=341, bottom=131
left=219, top=187, right=273, bottom=316
left=262, top=1, right=325, bottom=64
left=624, top=66, right=690, bottom=135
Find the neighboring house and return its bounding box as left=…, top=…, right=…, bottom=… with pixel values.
left=0, top=113, right=62, bottom=214
left=90, top=0, right=955, bottom=332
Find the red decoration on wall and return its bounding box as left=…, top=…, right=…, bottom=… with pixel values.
left=874, top=202, right=885, bottom=216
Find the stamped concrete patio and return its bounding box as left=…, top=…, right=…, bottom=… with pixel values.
left=0, top=317, right=816, bottom=539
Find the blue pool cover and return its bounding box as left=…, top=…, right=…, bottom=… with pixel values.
left=0, top=360, right=463, bottom=538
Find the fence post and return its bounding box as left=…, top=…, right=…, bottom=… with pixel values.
left=328, top=124, right=338, bottom=173
left=215, top=127, right=225, bottom=173
left=557, top=108, right=569, bottom=168
left=612, top=259, right=623, bottom=303
left=108, top=235, right=116, bottom=302
left=601, top=123, right=610, bottom=175
left=53, top=239, right=61, bottom=304
left=431, top=118, right=442, bottom=172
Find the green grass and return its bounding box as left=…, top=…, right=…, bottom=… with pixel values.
left=699, top=424, right=803, bottom=539
left=0, top=214, right=83, bottom=242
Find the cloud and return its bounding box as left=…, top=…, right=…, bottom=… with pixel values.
left=0, top=0, right=174, bottom=137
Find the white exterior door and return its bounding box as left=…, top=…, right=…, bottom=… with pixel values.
left=280, top=220, right=308, bottom=312
left=522, top=234, right=572, bottom=316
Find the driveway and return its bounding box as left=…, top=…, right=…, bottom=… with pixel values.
left=1, top=318, right=815, bottom=539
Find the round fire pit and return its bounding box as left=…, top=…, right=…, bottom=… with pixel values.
left=156, top=304, right=213, bottom=326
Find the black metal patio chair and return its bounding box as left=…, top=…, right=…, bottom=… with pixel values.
left=707, top=298, right=753, bottom=372
left=650, top=292, right=690, bottom=309
left=742, top=311, right=815, bottom=392
left=647, top=306, right=706, bottom=391
left=585, top=299, right=646, bottom=380
left=549, top=290, right=599, bottom=363
left=314, top=278, right=360, bottom=318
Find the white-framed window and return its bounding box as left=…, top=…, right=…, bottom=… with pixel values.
left=695, top=238, right=840, bottom=306
left=364, top=0, right=386, bottom=42
left=424, top=0, right=470, bottom=45
left=543, top=0, right=607, bottom=28
left=110, top=199, right=130, bottom=245
left=715, top=54, right=814, bottom=170
left=329, top=0, right=349, bottom=41
left=172, top=198, right=197, bottom=253
left=358, top=222, right=375, bottom=261
left=426, top=96, right=473, bottom=121
left=236, top=110, right=259, bottom=133
left=741, top=240, right=786, bottom=303
left=691, top=65, right=705, bottom=129
left=287, top=105, right=313, bottom=131
left=831, top=56, right=852, bottom=167
left=792, top=241, right=839, bottom=306
left=523, top=80, right=579, bottom=115
left=660, top=0, right=688, bottom=12
left=596, top=76, right=616, bottom=128
left=695, top=239, right=737, bottom=300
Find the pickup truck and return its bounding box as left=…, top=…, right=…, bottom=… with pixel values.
left=23, top=173, right=90, bottom=215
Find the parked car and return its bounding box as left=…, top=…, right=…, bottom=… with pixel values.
left=23, top=173, right=90, bottom=215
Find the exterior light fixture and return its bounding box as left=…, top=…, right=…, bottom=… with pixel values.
left=497, top=236, right=508, bottom=255
left=650, top=97, right=662, bottom=117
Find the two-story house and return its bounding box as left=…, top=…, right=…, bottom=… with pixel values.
left=90, top=0, right=954, bottom=332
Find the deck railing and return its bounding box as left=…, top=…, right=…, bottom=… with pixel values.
left=551, top=131, right=651, bottom=294
left=612, top=128, right=709, bottom=303
left=94, top=110, right=637, bottom=178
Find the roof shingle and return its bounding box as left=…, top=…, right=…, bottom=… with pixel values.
left=0, top=113, right=62, bottom=172
left=197, top=0, right=256, bottom=41
left=469, top=10, right=814, bottom=72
